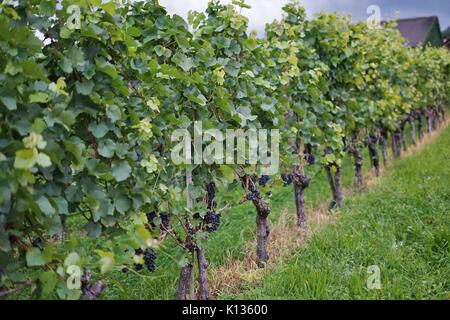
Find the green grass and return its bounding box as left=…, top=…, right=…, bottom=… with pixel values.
left=226, top=126, right=450, bottom=300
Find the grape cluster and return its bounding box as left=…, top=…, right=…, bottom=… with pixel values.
left=369, top=133, right=378, bottom=144
left=281, top=173, right=293, bottom=186
left=146, top=211, right=170, bottom=231
left=133, top=248, right=144, bottom=271
left=134, top=263, right=143, bottom=271
left=245, top=191, right=261, bottom=201
left=304, top=144, right=315, bottom=165
left=159, top=212, right=170, bottom=230
left=133, top=248, right=157, bottom=273
left=258, top=175, right=270, bottom=187
left=306, top=154, right=315, bottom=165
left=146, top=212, right=157, bottom=228
left=242, top=174, right=262, bottom=201
left=204, top=211, right=220, bottom=233
left=144, top=248, right=157, bottom=273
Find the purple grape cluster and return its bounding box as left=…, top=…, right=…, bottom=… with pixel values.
left=258, top=175, right=270, bottom=187
left=242, top=175, right=262, bottom=201
left=245, top=191, right=261, bottom=201
left=133, top=248, right=157, bottom=273
left=144, top=248, right=157, bottom=273
left=134, top=263, right=143, bottom=271
left=281, top=173, right=293, bottom=186
left=304, top=144, right=315, bottom=165
left=159, top=212, right=170, bottom=230
left=369, top=133, right=378, bottom=144
left=147, top=211, right=170, bottom=231
left=133, top=248, right=144, bottom=271
left=146, top=212, right=157, bottom=228
left=306, top=153, right=315, bottom=165
left=204, top=211, right=220, bottom=233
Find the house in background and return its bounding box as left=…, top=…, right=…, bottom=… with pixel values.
left=442, top=27, right=450, bottom=50
left=393, top=16, right=444, bottom=48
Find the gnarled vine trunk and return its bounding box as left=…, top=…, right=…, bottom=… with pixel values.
left=348, top=145, right=363, bottom=189
left=417, top=111, right=424, bottom=140
left=241, top=175, right=271, bottom=268
left=367, top=133, right=380, bottom=177
left=325, top=164, right=343, bottom=210
left=177, top=169, right=200, bottom=300
left=196, top=247, right=209, bottom=300
left=438, top=106, right=446, bottom=125
left=80, top=269, right=106, bottom=300
left=431, top=107, right=438, bottom=131
left=176, top=261, right=194, bottom=300
left=255, top=208, right=270, bottom=267
left=391, top=129, right=401, bottom=159
left=293, top=164, right=310, bottom=228
left=408, top=114, right=416, bottom=146
left=379, top=129, right=388, bottom=167
left=399, top=121, right=408, bottom=152
left=334, top=165, right=343, bottom=209
left=426, top=108, right=432, bottom=133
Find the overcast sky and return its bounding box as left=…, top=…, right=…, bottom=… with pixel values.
left=159, top=0, right=450, bottom=35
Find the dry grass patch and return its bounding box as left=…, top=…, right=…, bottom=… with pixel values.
left=208, top=208, right=334, bottom=297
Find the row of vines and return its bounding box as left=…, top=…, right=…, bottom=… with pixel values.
left=0, top=0, right=449, bottom=300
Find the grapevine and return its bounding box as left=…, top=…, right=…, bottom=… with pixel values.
left=0, top=0, right=448, bottom=301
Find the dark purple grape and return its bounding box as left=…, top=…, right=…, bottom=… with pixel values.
left=258, top=175, right=270, bottom=187
left=159, top=212, right=170, bottom=230
left=122, top=267, right=129, bottom=273
left=281, top=173, right=293, bottom=186
left=143, top=248, right=157, bottom=273
left=246, top=193, right=254, bottom=201
left=31, top=238, right=43, bottom=249
left=146, top=212, right=157, bottom=228
left=369, top=133, right=378, bottom=144
left=134, top=263, right=143, bottom=271
left=204, top=211, right=220, bottom=233
left=307, top=154, right=315, bottom=165
left=135, top=248, right=143, bottom=255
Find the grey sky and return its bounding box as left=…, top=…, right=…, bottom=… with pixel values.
left=158, top=0, right=450, bottom=35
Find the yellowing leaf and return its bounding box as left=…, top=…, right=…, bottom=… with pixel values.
left=101, top=1, right=116, bottom=16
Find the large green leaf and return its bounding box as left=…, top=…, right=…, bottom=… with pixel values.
left=112, top=160, right=131, bottom=182
left=0, top=96, right=17, bottom=110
